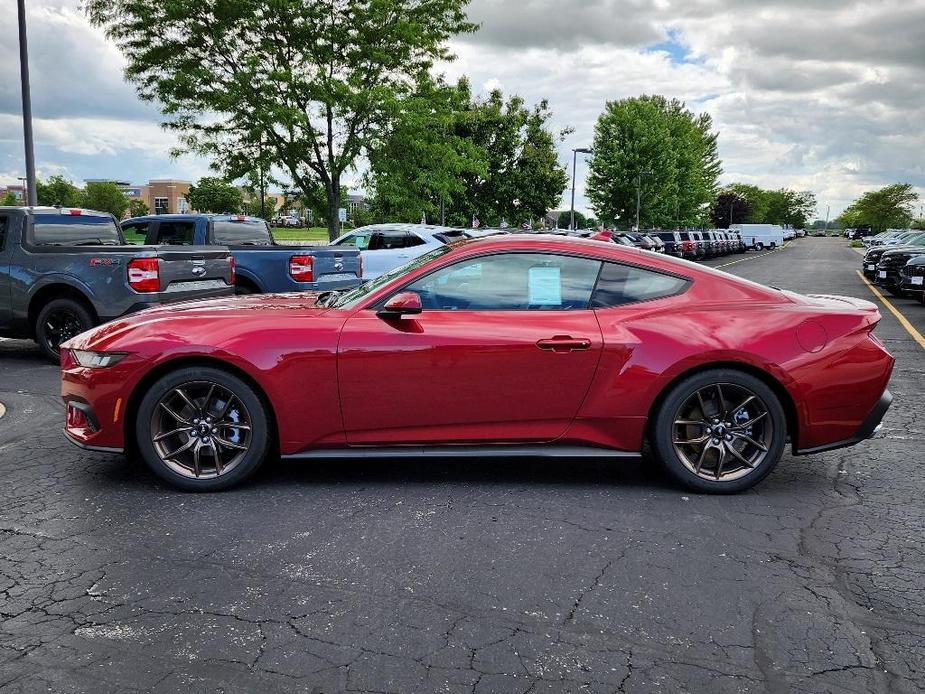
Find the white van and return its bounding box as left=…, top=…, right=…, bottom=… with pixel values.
left=732, top=224, right=785, bottom=251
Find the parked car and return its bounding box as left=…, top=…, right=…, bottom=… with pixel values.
left=652, top=231, right=687, bottom=258
left=733, top=224, right=785, bottom=250
left=862, top=232, right=925, bottom=280
left=686, top=231, right=707, bottom=260
left=333, top=224, right=472, bottom=280
left=0, top=206, right=234, bottom=362
left=848, top=227, right=874, bottom=240
left=867, top=230, right=917, bottom=248
left=123, top=214, right=361, bottom=295
left=875, top=245, right=925, bottom=296
left=273, top=215, right=301, bottom=228
left=613, top=233, right=658, bottom=252
left=62, top=233, right=894, bottom=494
left=644, top=234, right=666, bottom=253
left=900, top=256, right=925, bottom=304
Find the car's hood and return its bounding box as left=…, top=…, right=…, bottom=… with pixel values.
left=64, top=293, right=331, bottom=352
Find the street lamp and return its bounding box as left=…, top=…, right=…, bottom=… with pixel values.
left=17, top=0, right=37, bottom=207
left=635, top=170, right=654, bottom=231
left=570, top=147, right=593, bottom=230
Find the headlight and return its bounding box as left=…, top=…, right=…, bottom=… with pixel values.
left=71, top=350, right=128, bottom=368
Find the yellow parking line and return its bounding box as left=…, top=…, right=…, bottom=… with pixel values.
left=856, top=271, right=925, bottom=351
left=716, top=242, right=790, bottom=269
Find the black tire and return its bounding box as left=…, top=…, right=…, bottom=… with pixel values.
left=755, top=243, right=765, bottom=251
left=651, top=369, right=787, bottom=494
left=885, top=286, right=904, bottom=298
left=35, top=297, right=95, bottom=364
left=135, top=366, right=270, bottom=491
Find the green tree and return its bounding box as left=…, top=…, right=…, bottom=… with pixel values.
left=764, top=188, right=817, bottom=228
left=586, top=95, right=721, bottom=229
left=366, top=79, right=568, bottom=227
left=366, top=77, right=486, bottom=224
left=711, top=190, right=751, bottom=228
left=86, top=0, right=477, bottom=240
left=838, top=183, right=918, bottom=233
left=128, top=198, right=150, bottom=218
left=83, top=182, right=128, bottom=219
left=36, top=175, right=83, bottom=207
left=723, top=184, right=769, bottom=223
left=449, top=87, right=568, bottom=227
left=188, top=177, right=243, bottom=214
left=1, top=191, right=19, bottom=206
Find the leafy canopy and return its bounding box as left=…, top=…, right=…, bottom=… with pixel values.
left=586, top=95, right=720, bottom=229
left=36, top=175, right=84, bottom=208
left=86, top=0, right=477, bottom=239
left=366, top=78, right=569, bottom=227
left=83, top=182, right=129, bottom=219
left=188, top=177, right=243, bottom=214
left=838, top=183, right=918, bottom=233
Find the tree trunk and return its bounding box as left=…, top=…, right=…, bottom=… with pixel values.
left=326, top=178, right=341, bottom=241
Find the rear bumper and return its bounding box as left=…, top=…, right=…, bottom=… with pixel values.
left=113, top=285, right=234, bottom=319
left=795, top=389, right=892, bottom=456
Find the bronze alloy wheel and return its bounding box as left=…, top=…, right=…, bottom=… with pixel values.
left=671, top=383, right=772, bottom=483
left=150, top=381, right=253, bottom=480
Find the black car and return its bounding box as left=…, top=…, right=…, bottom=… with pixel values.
left=900, top=256, right=925, bottom=304
left=862, top=232, right=925, bottom=280
left=876, top=246, right=925, bottom=296
left=652, top=231, right=685, bottom=257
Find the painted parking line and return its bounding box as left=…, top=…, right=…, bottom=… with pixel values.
left=856, top=271, right=925, bottom=351
left=715, top=242, right=790, bottom=270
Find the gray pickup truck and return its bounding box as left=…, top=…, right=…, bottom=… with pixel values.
left=0, top=206, right=234, bottom=362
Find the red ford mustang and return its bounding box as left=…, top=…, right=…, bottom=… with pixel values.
left=61, top=235, right=894, bottom=493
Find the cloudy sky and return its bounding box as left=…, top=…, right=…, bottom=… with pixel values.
left=1, top=0, right=923, bottom=218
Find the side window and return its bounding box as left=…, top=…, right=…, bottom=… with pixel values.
left=121, top=221, right=149, bottom=244
left=591, top=262, right=690, bottom=308
left=378, top=231, right=408, bottom=250
left=404, top=233, right=426, bottom=248
left=154, top=221, right=195, bottom=245
left=405, top=253, right=601, bottom=311
left=0, top=215, right=8, bottom=251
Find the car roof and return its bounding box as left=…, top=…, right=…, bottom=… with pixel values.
left=4, top=206, right=112, bottom=217
left=350, top=223, right=467, bottom=238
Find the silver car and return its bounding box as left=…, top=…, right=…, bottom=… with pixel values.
left=333, top=224, right=485, bottom=280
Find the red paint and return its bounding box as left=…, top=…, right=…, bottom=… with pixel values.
left=61, top=235, right=894, bottom=457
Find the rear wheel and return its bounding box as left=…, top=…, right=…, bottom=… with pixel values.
left=651, top=369, right=786, bottom=493
left=35, top=298, right=95, bottom=364
left=135, top=367, right=270, bottom=491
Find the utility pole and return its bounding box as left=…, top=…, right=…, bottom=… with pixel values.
left=635, top=171, right=653, bottom=231
left=17, top=0, right=37, bottom=207
left=823, top=205, right=830, bottom=235
left=570, top=147, right=592, bottom=230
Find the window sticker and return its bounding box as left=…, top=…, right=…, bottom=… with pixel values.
left=528, top=266, right=562, bottom=306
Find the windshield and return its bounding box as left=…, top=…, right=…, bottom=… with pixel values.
left=32, top=214, right=122, bottom=246
left=327, top=246, right=453, bottom=309
left=213, top=220, right=274, bottom=246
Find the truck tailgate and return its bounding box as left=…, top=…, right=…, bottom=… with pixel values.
left=153, top=246, right=233, bottom=292
left=278, top=246, right=361, bottom=283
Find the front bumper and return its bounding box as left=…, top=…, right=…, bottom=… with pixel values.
left=795, top=389, right=892, bottom=456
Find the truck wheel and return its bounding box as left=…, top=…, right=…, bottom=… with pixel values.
left=35, top=298, right=95, bottom=364
left=756, top=243, right=765, bottom=251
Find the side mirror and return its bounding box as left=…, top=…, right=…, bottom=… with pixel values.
left=378, top=291, right=422, bottom=318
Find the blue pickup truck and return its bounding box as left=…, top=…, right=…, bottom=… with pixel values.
left=122, top=214, right=362, bottom=294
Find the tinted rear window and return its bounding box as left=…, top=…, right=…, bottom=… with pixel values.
left=592, top=262, right=690, bottom=307
left=32, top=214, right=121, bottom=246
left=213, top=220, right=273, bottom=245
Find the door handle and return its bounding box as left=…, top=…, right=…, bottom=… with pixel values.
left=536, top=336, right=592, bottom=352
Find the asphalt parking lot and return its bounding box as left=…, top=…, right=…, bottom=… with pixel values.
left=0, top=238, right=923, bottom=694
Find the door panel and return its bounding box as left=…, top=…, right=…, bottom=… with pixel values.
left=0, top=215, right=11, bottom=330
left=337, top=310, right=603, bottom=445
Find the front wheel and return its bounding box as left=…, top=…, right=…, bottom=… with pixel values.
left=755, top=243, right=765, bottom=251
left=35, top=298, right=95, bottom=364
left=651, top=369, right=787, bottom=493
left=135, top=367, right=270, bottom=491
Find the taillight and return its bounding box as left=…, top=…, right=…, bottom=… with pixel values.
left=228, top=256, right=236, bottom=285
left=127, top=258, right=160, bottom=292
left=289, top=255, right=314, bottom=283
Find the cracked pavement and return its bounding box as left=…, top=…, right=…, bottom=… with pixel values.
left=0, top=238, right=923, bottom=693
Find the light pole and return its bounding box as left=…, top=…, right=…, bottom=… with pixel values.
left=570, top=147, right=593, bottom=230
left=635, top=170, right=653, bottom=231
left=17, top=0, right=37, bottom=207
